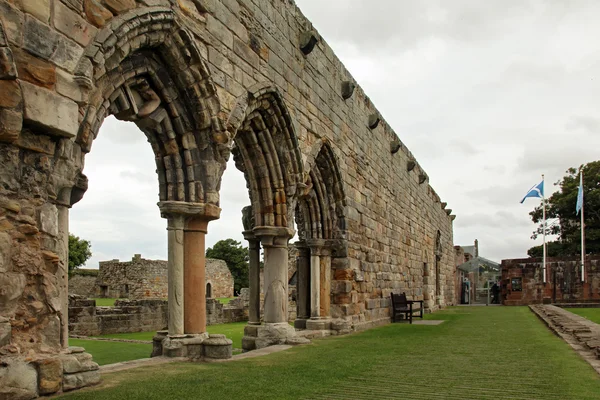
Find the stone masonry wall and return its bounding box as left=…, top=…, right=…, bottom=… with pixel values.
left=206, top=258, right=234, bottom=299
left=501, top=256, right=600, bottom=306
left=0, top=0, right=455, bottom=394
left=68, top=296, right=168, bottom=336
left=67, top=275, right=96, bottom=297
left=69, top=296, right=249, bottom=336
left=95, top=255, right=233, bottom=300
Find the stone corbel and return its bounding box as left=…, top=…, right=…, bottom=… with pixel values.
left=341, top=81, right=355, bottom=100
left=253, top=226, right=295, bottom=247
left=368, top=114, right=380, bottom=129
left=299, top=31, right=318, bottom=55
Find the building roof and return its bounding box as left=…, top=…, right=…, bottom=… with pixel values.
left=458, top=256, right=500, bottom=273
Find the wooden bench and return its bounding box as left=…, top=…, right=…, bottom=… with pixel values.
left=390, top=292, right=424, bottom=324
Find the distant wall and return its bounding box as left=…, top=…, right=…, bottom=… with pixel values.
left=205, top=259, right=234, bottom=299
left=501, top=255, right=600, bottom=306
left=68, top=275, right=97, bottom=298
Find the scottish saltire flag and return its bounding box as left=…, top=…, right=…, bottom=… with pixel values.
left=576, top=175, right=583, bottom=215
left=520, top=180, right=544, bottom=203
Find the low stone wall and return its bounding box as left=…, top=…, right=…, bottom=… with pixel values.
left=69, top=297, right=168, bottom=336
left=501, top=256, right=600, bottom=305
left=68, top=295, right=259, bottom=336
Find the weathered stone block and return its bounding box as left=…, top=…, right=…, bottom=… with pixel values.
left=35, top=357, right=62, bottom=395
left=22, top=0, right=51, bottom=23
left=0, top=318, right=11, bottom=346
left=14, top=49, right=56, bottom=89
left=0, top=47, right=17, bottom=79
left=84, top=0, right=113, bottom=28
left=54, top=1, right=97, bottom=46
left=102, top=0, right=136, bottom=14
left=21, top=81, right=79, bottom=137
left=0, top=108, right=22, bottom=143
left=0, top=80, right=21, bottom=108
left=0, top=361, right=38, bottom=400
left=62, top=370, right=100, bottom=391
left=39, top=203, right=58, bottom=236
left=202, top=334, right=232, bottom=360
left=0, top=272, right=26, bottom=314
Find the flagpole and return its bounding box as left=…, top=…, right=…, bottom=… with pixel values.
left=581, top=169, right=585, bottom=282
left=542, top=174, right=547, bottom=284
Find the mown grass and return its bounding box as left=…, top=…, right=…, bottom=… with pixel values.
left=61, top=307, right=600, bottom=400
left=217, top=297, right=235, bottom=305
left=97, top=322, right=247, bottom=349
left=93, top=298, right=117, bottom=306
left=69, top=339, right=152, bottom=366
left=566, top=307, right=600, bottom=324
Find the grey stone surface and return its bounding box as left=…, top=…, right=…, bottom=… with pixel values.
left=62, top=370, right=100, bottom=391
left=0, top=361, right=38, bottom=400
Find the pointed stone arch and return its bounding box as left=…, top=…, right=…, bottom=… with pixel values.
left=229, top=83, right=303, bottom=228
left=73, top=6, right=226, bottom=205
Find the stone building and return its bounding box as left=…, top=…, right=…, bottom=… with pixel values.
left=501, top=255, right=600, bottom=305
left=0, top=0, right=457, bottom=396
left=69, top=255, right=234, bottom=300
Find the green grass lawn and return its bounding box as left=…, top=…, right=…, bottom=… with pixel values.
left=566, top=307, right=600, bottom=324
left=93, top=298, right=117, bottom=306
left=60, top=307, right=600, bottom=400
left=97, top=322, right=247, bottom=349
left=217, top=297, right=235, bottom=305
left=69, top=339, right=152, bottom=366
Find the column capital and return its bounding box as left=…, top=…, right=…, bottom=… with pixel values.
left=306, top=239, right=332, bottom=256
left=158, top=201, right=221, bottom=221
left=253, top=226, right=295, bottom=247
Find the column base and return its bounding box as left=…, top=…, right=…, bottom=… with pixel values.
left=152, top=332, right=233, bottom=361
left=294, top=318, right=309, bottom=330
left=242, top=322, right=309, bottom=352
left=306, top=318, right=332, bottom=331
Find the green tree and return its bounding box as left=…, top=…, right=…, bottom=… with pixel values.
left=206, top=239, right=249, bottom=295
left=68, top=234, right=92, bottom=273
left=528, top=160, right=600, bottom=257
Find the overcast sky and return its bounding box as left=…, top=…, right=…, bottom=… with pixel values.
left=70, top=0, right=600, bottom=268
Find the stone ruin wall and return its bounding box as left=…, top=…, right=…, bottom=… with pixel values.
left=0, top=0, right=456, bottom=396
left=501, top=255, right=600, bottom=306
left=69, top=296, right=248, bottom=337
left=94, top=255, right=233, bottom=300
left=205, top=258, right=234, bottom=299
left=68, top=297, right=168, bottom=336
left=67, top=274, right=96, bottom=298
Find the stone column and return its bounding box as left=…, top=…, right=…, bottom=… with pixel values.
left=253, top=226, right=295, bottom=324
left=306, top=239, right=332, bottom=330
left=294, top=243, right=310, bottom=329
left=319, top=249, right=332, bottom=319
left=184, top=217, right=210, bottom=334
left=166, top=215, right=185, bottom=335
left=56, top=202, right=70, bottom=349
left=309, top=250, right=321, bottom=320
left=243, top=231, right=261, bottom=325
left=159, top=201, right=221, bottom=337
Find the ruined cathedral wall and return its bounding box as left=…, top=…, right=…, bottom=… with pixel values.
left=194, top=0, right=456, bottom=325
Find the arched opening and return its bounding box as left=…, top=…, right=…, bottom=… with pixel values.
left=206, top=282, right=212, bottom=298
left=292, top=142, right=347, bottom=331
left=228, top=85, right=304, bottom=350
left=64, top=9, right=227, bottom=347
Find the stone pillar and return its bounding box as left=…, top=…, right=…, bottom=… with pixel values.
left=309, top=250, right=321, bottom=320
left=184, top=217, right=210, bottom=334
left=167, top=215, right=185, bottom=335
left=254, top=226, right=295, bottom=324
left=294, top=243, right=310, bottom=329
left=306, top=239, right=332, bottom=330
left=56, top=202, right=70, bottom=349
left=159, top=201, right=221, bottom=337
left=319, top=250, right=332, bottom=319
left=243, top=231, right=261, bottom=325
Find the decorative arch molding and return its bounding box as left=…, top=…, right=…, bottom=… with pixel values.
left=229, top=84, right=303, bottom=228
left=296, top=141, right=347, bottom=243
left=73, top=7, right=227, bottom=205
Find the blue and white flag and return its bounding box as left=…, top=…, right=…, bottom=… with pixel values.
left=520, top=180, right=544, bottom=203
left=576, top=173, right=583, bottom=215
